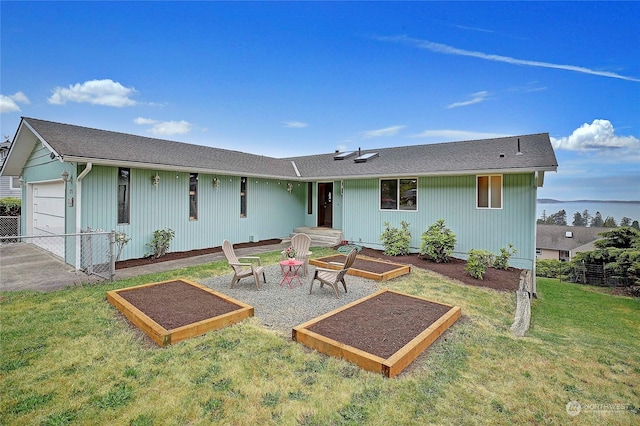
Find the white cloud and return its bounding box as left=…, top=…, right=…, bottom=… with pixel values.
left=134, top=117, right=192, bottom=136
left=411, top=129, right=510, bottom=141
left=0, top=91, right=30, bottom=113
left=48, top=79, right=137, bottom=107
left=378, top=35, right=640, bottom=82
left=133, top=117, right=158, bottom=125
left=551, top=119, right=640, bottom=151
left=361, top=125, right=406, bottom=138
left=283, top=121, right=308, bottom=128
left=447, top=91, right=490, bottom=109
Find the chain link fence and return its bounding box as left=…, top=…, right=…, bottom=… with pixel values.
left=0, top=227, right=115, bottom=281
left=0, top=216, right=21, bottom=241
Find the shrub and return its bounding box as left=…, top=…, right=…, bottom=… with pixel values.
left=419, top=219, right=456, bottom=263
left=493, top=244, right=517, bottom=270
left=115, top=232, right=131, bottom=262
left=536, top=259, right=572, bottom=279
left=146, top=228, right=175, bottom=259
left=465, top=249, right=494, bottom=280
left=0, top=197, right=21, bottom=216
left=380, top=221, right=411, bottom=256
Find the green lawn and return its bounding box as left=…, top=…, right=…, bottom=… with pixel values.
left=1, top=249, right=638, bottom=425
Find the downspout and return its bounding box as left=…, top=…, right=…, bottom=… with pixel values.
left=75, top=163, right=93, bottom=271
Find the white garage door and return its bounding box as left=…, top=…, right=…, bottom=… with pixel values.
left=32, top=181, right=65, bottom=258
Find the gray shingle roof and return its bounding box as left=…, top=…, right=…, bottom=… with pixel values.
left=19, top=117, right=557, bottom=179
left=536, top=224, right=608, bottom=251
left=287, top=133, right=557, bottom=179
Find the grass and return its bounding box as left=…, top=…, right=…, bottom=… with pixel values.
left=1, top=248, right=639, bottom=425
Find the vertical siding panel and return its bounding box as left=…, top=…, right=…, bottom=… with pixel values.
left=340, top=173, right=536, bottom=269
left=80, top=167, right=310, bottom=261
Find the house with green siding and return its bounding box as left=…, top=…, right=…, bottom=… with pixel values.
left=1, top=117, right=557, bottom=277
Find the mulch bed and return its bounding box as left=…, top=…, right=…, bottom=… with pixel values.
left=307, top=291, right=453, bottom=359
left=115, top=239, right=283, bottom=269
left=356, top=247, right=521, bottom=292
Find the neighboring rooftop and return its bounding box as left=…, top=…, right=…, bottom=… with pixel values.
left=536, top=224, right=609, bottom=251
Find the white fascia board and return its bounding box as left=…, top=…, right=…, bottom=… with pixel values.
left=61, top=156, right=299, bottom=180
left=306, top=166, right=558, bottom=181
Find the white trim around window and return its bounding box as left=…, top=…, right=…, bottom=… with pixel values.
left=476, top=174, right=502, bottom=209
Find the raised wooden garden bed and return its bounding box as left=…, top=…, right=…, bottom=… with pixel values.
left=292, top=289, right=461, bottom=378
left=107, top=279, right=254, bottom=346
left=309, top=254, right=410, bottom=281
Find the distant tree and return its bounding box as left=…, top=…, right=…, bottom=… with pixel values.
left=591, top=211, right=604, bottom=227
left=582, top=209, right=592, bottom=226
left=572, top=211, right=586, bottom=227
left=633, top=220, right=640, bottom=230
left=572, top=227, right=640, bottom=291
left=548, top=209, right=567, bottom=226
left=537, top=210, right=548, bottom=225
left=603, top=216, right=618, bottom=228
left=620, top=217, right=632, bottom=227
left=594, top=226, right=640, bottom=250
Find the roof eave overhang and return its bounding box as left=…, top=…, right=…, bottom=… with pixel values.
left=1, top=119, right=62, bottom=176
left=304, top=166, right=558, bottom=181
left=61, top=156, right=300, bottom=180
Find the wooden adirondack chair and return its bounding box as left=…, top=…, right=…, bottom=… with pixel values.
left=222, top=239, right=266, bottom=290
left=281, top=233, right=312, bottom=276
left=309, top=248, right=358, bottom=298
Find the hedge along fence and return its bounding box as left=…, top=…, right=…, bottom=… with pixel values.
left=0, top=197, right=21, bottom=216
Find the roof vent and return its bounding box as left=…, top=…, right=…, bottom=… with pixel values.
left=565, top=231, right=573, bottom=238
left=354, top=152, right=379, bottom=163
left=499, top=153, right=505, bottom=158
left=516, top=138, right=523, bottom=156
left=334, top=151, right=356, bottom=160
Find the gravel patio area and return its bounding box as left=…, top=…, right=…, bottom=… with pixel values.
left=201, top=264, right=381, bottom=336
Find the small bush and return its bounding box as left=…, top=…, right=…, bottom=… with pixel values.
left=536, top=259, right=572, bottom=279
left=146, top=228, right=175, bottom=259
left=380, top=221, right=411, bottom=256
left=465, top=249, right=494, bottom=280
left=493, top=244, right=517, bottom=270
left=0, top=197, right=21, bottom=216
left=419, top=219, right=456, bottom=263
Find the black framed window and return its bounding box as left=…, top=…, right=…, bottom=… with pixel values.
left=240, top=177, right=247, bottom=218
left=380, top=178, right=417, bottom=211
left=189, top=173, right=198, bottom=220
left=117, top=168, right=130, bottom=224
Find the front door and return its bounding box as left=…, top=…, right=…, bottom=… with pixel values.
left=317, top=182, right=333, bottom=228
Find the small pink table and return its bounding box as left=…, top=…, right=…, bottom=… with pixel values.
left=279, top=259, right=303, bottom=289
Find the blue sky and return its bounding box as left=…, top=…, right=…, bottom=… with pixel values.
left=1, top=1, right=639, bottom=201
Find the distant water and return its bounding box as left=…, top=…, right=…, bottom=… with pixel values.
left=537, top=201, right=640, bottom=224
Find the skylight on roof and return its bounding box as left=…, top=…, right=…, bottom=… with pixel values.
left=334, top=151, right=356, bottom=160
left=354, top=152, right=379, bottom=163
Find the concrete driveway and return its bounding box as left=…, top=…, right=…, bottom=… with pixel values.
left=1, top=241, right=293, bottom=292
left=0, top=242, right=104, bottom=292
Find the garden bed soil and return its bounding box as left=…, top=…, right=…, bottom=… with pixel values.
left=107, top=279, right=254, bottom=346
left=310, top=254, right=410, bottom=281
left=293, top=289, right=461, bottom=377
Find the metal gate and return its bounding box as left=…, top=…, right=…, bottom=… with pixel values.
left=0, top=230, right=115, bottom=281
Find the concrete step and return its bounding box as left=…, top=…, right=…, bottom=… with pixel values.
left=290, top=227, right=343, bottom=247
